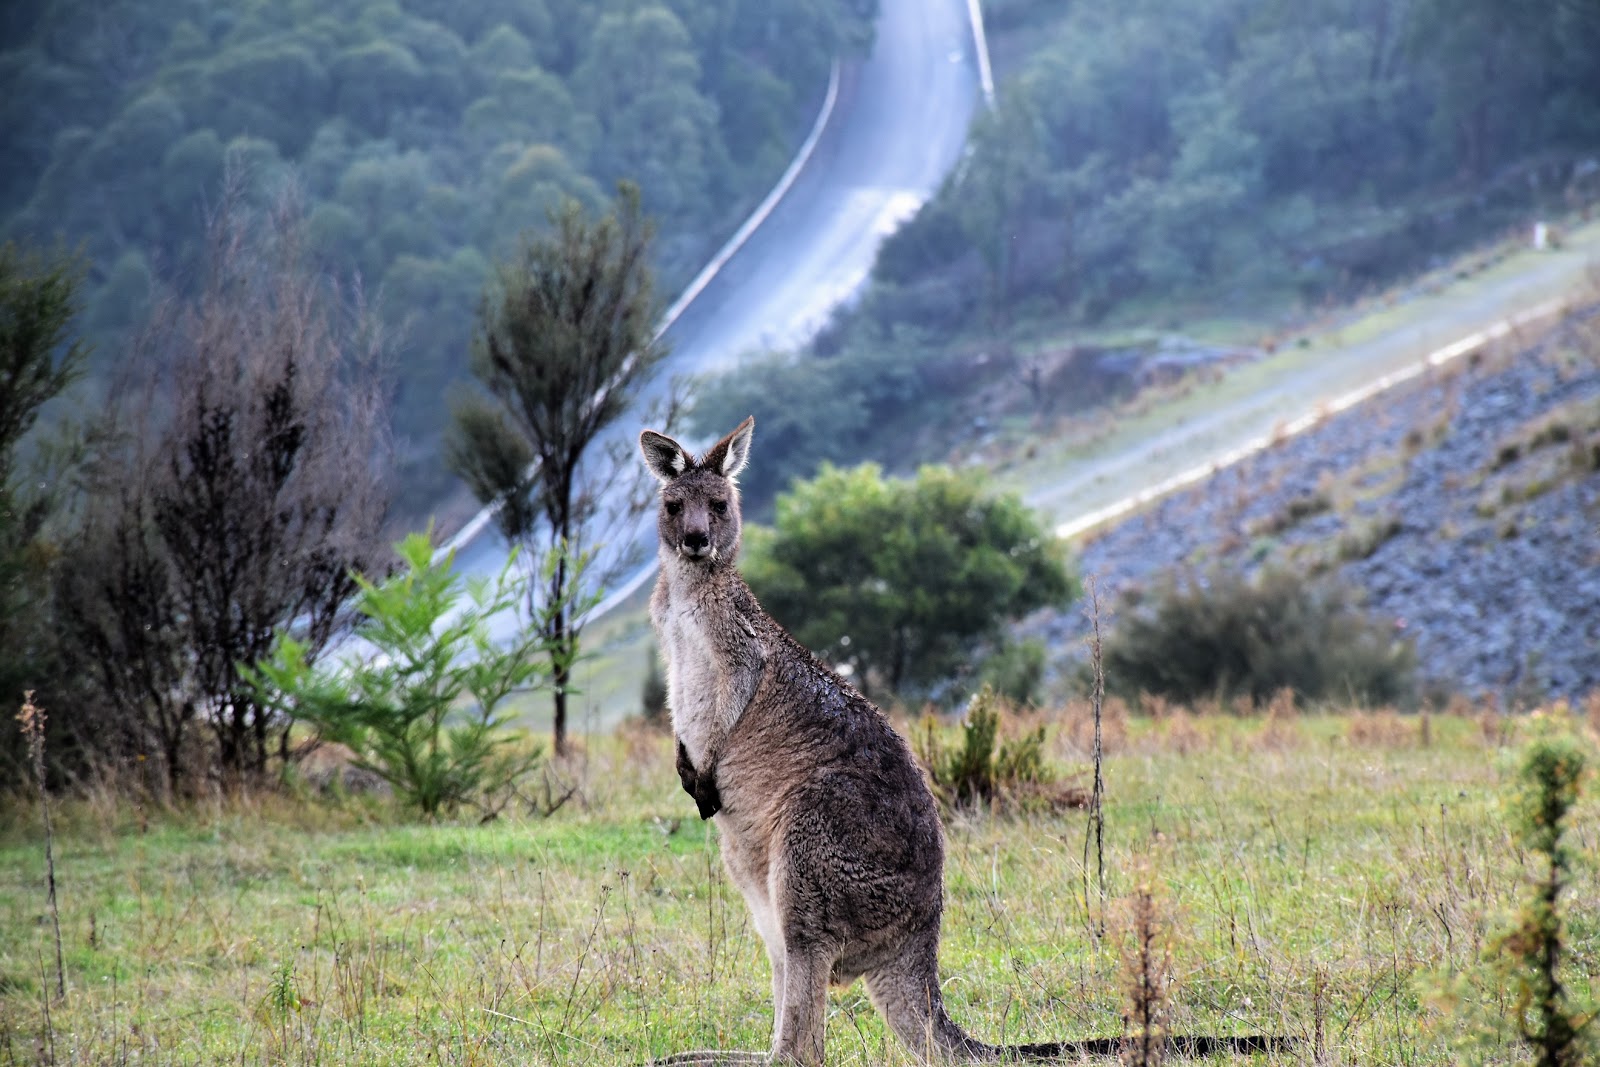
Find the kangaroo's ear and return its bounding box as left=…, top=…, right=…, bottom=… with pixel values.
left=640, top=429, right=692, bottom=482
left=702, top=416, right=754, bottom=480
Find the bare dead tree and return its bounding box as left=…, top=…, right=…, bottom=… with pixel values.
left=60, top=172, right=392, bottom=791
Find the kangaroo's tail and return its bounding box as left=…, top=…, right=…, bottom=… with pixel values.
left=865, top=946, right=1292, bottom=1063
left=977, top=1035, right=1296, bottom=1060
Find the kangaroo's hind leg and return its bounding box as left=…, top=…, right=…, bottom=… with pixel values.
left=770, top=941, right=830, bottom=1066
left=863, top=934, right=993, bottom=1064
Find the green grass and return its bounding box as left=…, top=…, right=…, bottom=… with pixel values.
left=2, top=708, right=1595, bottom=1065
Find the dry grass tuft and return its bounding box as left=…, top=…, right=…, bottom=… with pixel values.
left=1255, top=688, right=1301, bottom=751
left=1138, top=692, right=1175, bottom=721
left=1478, top=704, right=1514, bottom=747
left=1159, top=708, right=1211, bottom=756
left=1346, top=708, right=1415, bottom=747
left=1059, top=695, right=1130, bottom=757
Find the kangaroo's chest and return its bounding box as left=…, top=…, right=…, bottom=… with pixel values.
left=657, top=594, right=727, bottom=766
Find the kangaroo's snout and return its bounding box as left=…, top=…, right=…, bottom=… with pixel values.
left=681, top=529, right=710, bottom=555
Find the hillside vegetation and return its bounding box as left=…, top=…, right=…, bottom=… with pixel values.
left=0, top=0, right=874, bottom=499
left=887, top=0, right=1600, bottom=330
left=696, top=0, right=1600, bottom=505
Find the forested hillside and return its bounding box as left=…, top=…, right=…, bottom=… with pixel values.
left=695, top=0, right=1600, bottom=503
left=0, top=0, right=874, bottom=502
left=884, top=0, right=1600, bottom=330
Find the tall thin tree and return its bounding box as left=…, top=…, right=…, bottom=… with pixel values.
left=448, top=182, right=671, bottom=755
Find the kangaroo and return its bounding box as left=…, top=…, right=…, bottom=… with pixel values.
left=639, top=417, right=1281, bottom=1066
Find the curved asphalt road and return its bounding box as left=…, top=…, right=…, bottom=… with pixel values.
left=451, top=0, right=982, bottom=598
left=660, top=0, right=980, bottom=377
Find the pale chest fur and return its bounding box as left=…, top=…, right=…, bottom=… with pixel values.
left=651, top=562, right=760, bottom=769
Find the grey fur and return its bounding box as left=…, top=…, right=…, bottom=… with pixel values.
left=640, top=417, right=1057, bottom=1066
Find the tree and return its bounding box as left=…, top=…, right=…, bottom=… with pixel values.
left=252, top=532, right=570, bottom=818
left=60, top=181, right=392, bottom=791
left=0, top=242, right=87, bottom=729
left=446, top=182, right=671, bottom=755
left=575, top=6, right=721, bottom=222
left=741, top=463, right=1075, bottom=700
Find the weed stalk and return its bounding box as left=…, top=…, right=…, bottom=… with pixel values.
left=1119, top=873, right=1171, bottom=1067
left=1084, top=579, right=1108, bottom=933
left=17, top=692, right=65, bottom=1002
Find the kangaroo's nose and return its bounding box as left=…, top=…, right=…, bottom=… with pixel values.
left=683, top=531, right=709, bottom=552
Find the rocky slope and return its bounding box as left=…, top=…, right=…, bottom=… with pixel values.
left=1038, top=304, right=1600, bottom=703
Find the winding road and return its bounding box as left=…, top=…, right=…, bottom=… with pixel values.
left=450, top=0, right=984, bottom=599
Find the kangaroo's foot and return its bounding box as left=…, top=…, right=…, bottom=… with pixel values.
left=645, top=1051, right=768, bottom=1066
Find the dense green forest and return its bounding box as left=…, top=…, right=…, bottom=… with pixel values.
left=696, top=0, right=1600, bottom=502
left=0, top=0, right=874, bottom=504
left=885, top=0, right=1600, bottom=329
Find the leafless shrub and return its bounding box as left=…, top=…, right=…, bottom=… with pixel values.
left=58, top=172, right=392, bottom=792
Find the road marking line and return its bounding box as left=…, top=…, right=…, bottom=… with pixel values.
left=966, top=0, right=995, bottom=108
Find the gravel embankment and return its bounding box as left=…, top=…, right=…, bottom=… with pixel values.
left=1037, top=307, right=1600, bottom=702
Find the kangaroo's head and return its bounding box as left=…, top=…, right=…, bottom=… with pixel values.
left=639, top=416, right=754, bottom=566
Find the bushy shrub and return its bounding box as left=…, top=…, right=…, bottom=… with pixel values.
left=1103, top=566, right=1415, bottom=707
left=251, top=531, right=561, bottom=818
left=914, top=687, right=1052, bottom=810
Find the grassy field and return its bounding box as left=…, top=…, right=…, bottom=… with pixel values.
left=2, top=704, right=1596, bottom=1066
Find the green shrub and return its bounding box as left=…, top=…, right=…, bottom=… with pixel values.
left=914, top=686, right=1051, bottom=810
left=1104, top=566, right=1415, bottom=707
left=251, top=531, right=565, bottom=818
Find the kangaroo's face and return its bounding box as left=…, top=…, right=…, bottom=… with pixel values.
left=640, top=417, right=754, bottom=566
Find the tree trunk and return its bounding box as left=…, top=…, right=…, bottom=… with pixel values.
left=550, top=544, right=570, bottom=756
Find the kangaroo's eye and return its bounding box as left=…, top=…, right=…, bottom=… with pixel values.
left=711, top=500, right=728, bottom=515
left=665, top=500, right=682, bottom=516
